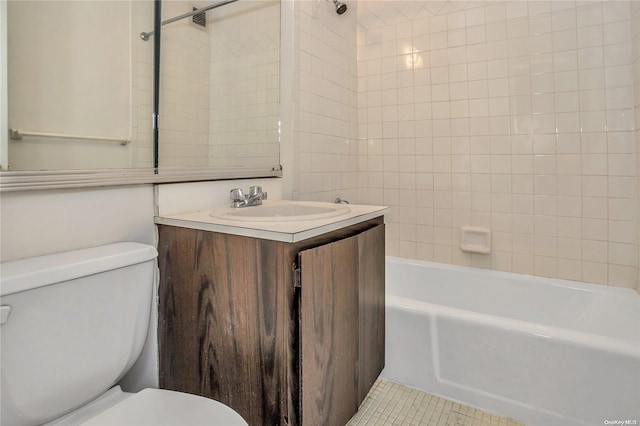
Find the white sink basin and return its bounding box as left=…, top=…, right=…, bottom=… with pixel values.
left=210, top=201, right=350, bottom=222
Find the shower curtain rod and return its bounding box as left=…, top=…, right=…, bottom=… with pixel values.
left=140, top=0, right=239, bottom=41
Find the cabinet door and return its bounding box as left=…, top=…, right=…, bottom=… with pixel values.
left=357, top=224, right=385, bottom=403
left=298, top=224, right=385, bottom=426
left=158, top=226, right=289, bottom=426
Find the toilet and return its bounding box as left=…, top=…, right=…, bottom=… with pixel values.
left=0, top=242, right=248, bottom=426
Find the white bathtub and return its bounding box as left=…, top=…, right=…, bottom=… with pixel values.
left=382, top=257, right=640, bottom=426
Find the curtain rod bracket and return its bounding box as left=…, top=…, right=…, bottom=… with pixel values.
left=139, top=0, right=239, bottom=41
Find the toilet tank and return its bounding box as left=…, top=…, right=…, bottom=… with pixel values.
left=0, top=243, right=158, bottom=426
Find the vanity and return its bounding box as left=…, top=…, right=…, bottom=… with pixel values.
left=155, top=200, right=387, bottom=426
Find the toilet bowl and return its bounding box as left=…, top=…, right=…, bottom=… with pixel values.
left=46, top=387, right=247, bottom=426
left=0, top=243, right=247, bottom=426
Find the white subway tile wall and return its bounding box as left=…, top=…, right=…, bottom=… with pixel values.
left=158, top=1, right=211, bottom=168
left=208, top=0, right=280, bottom=168
left=137, top=1, right=279, bottom=169
left=356, top=1, right=638, bottom=288
left=293, top=0, right=360, bottom=202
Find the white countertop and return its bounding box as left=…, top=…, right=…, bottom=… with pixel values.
left=155, top=200, right=388, bottom=243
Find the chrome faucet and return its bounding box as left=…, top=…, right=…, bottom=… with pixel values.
left=230, top=186, right=268, bottom=208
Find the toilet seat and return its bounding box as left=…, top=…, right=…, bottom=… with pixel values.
left=47, top=387, right=247, bottom=426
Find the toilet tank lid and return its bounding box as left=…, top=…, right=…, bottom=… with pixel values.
left=0, top=243, right=158, bottom=297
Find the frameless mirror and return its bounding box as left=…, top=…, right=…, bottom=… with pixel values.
left=2, top=0, right=281, bottom=182
left=154, top=0, right=280, bottom=171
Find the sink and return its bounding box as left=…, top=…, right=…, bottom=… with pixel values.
left=210, top=201, right=350, bottom=222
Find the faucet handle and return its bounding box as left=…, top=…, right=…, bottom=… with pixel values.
left=249, top=186, right=262, bottom=197
left=230, top=188, right=245, bottom=201
left=249, top=186, right=268, bottom=200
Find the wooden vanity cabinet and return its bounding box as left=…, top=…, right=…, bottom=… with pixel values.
left=157, top=217, right=385, bottom=426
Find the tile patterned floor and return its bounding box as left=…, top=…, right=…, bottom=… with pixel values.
left=347, top=379, right=526, bottom=426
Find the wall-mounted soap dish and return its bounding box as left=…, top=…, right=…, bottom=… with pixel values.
left=460, top=226, right=491, bottom=254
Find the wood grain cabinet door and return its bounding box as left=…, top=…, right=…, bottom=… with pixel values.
left=298, top=224, right=385, bottom=426
left=158, top=226, right=289, bottom=426
left=357, top=224, right=385, bottom=403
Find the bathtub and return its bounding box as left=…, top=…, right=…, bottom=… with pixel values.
left=382, top=257, right=640, bottom=426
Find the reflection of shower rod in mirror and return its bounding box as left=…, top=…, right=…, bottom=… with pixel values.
left=140, top=0, right=239, bottom=41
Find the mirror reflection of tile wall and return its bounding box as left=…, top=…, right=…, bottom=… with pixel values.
left=157, top=1, right=211, bottom=168
left=158, top=0, right=280, bottom=169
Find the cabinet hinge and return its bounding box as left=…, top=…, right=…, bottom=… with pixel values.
left=293, top=266, right=301, bottom=288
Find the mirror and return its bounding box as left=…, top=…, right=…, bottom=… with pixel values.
left=2, top=0, right=280, bottom=180
left=156, top=0, right=280, bottom=170
left=5, top=0, right=154, bottom=171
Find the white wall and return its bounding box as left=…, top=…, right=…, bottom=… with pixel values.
left=0, top=187, right=155, bottom=261
left=0, top=185, right=158, bottom=391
